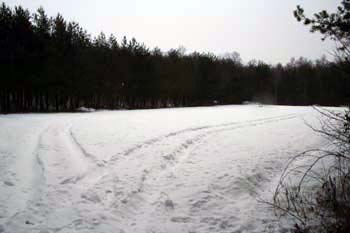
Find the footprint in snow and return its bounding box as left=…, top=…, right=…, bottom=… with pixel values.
left=81, top=193, right=101, bottom=203
left=25, top=220, right=34, bottom=225
left=163, top=154, right=175, bottom=161
left=3, top=181, right=14, bottom=186
left=171, top=216, right=192, bottom=223
left=165, top=199, right=175, bottom=210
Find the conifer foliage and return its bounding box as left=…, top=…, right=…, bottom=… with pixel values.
left=0, top=3, right=349, bottom=113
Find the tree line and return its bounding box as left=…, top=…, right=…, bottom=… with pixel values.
left=1, top=3, right=350, bottom=113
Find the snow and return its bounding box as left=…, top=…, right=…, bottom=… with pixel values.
left=76, top=107, right=96, bottom=112
left=0, top=105, right=336, bottom=233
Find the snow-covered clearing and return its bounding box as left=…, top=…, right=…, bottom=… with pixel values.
left=0, top=105, right=335, bottom=233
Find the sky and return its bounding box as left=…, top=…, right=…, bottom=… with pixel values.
left=6, top=0, right=342, bottom=64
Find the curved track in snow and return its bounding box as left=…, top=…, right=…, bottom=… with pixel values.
left=0, top=106, right=332, bottom=233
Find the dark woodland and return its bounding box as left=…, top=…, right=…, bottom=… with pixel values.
left=1, top=3, right=350, bottom=113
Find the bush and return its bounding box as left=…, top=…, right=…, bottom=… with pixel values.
left=272, top=107, right=350, bottom=233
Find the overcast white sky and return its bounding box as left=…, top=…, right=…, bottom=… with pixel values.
left=6, top=0, right=341, bottom=64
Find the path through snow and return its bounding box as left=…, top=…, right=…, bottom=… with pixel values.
left=0, top=105, right=332, bottom=233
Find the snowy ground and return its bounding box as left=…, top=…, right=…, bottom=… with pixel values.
left=0, top=105, right=334, bottom=233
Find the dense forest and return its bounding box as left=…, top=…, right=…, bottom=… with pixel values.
left=1, top=3, right=350, bottom=113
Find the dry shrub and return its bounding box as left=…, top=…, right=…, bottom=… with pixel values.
left=272, top=107, right=350, bottom=233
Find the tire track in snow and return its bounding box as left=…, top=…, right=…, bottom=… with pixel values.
left=68, top=127, right=103, bottom=166
left=59, top=127, right=106, bottom=185
left=136, top=113, right=299, bottom=178
left=102, top=113, right=301, bottom=226
left=2, top=125, right=51, bottom=231
left=60, top=113, right=301, bottom=231
left=86, top=114, right=298, bottom=185
left=0, top=109, right=317, bottom=233
left=34, top=126, right=51, bottom=180
left=3, top=121, right=101, bottom=232
left=121, top=126, right=211, bottom=157
left=119, top=113, right=322, bottom=232
left=158, top=113, right=298, bottom=170
left=70, top=114, right=299, bottom=193
left=67, top=114, right=300, bottom=196
left=110, top=113, right=299, bottom=161
left=156, top=114, right=298, bottom=184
